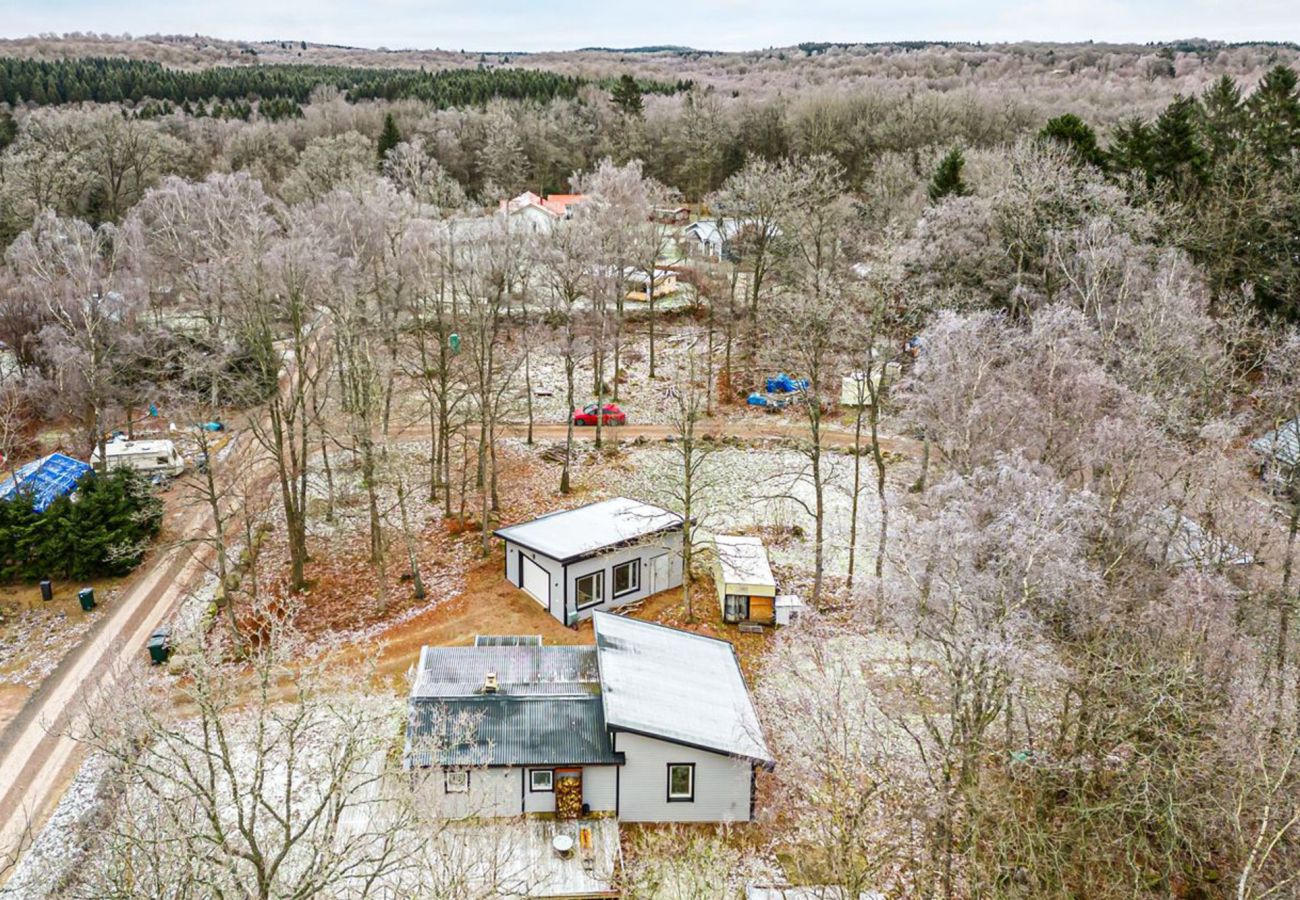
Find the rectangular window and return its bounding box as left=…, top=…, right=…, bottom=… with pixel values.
left=612, top=560, right=640, bottom=597
left=724, top=594, right=748, bottom=623
left=529, top=769, right=554, bottom=792
left=667, top=763, right=695, bottom=802
left=576, top=572, right=604, bottom=610
left=445, top=770, right=469, bottom=793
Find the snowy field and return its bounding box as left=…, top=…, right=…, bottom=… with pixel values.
left=595, top=444, right=920, bottom=580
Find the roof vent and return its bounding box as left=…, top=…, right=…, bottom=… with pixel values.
left=483, top=672, right=499, bottom=694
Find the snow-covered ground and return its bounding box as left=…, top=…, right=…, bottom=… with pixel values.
left=600, top=444, right=919, bottom=580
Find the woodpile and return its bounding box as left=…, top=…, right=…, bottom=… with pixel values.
left=555, top=773, right=582, bottom=819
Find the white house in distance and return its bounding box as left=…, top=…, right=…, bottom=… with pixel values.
left=494, top=497, right=684, bottom=627
left=499, top=191, right=587, bottom=233
left=404, top=611, right=774, bottom=823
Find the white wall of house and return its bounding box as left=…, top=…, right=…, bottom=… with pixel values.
left=612, top=731, right=754, bottom=823
left=430, top=767, right=520, bottom=819
left=522, top=765, right=618, bottom=815
left=565, top=533, right=683, bottom=624
left=504, top=533, right=684, bottom=626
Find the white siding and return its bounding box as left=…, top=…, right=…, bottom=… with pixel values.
left=582, top=765, right=617, bottom=813
left=566, top=533, right=684, bottom=624
left=505, top=534, right=684, bottom=627
left=613, top=732, right=753, bottom=823
left=430, top=767, right=520, bottom=819
left=504, top=543, right=565, bottom=620
left=523, top=768, right=556, bottom=814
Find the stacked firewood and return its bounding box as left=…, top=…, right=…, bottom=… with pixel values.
left=555, top=774, right=583, bottom=819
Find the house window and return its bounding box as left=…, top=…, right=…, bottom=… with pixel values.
left=612, top=560, right=640, bottom=597
left=576, top=572, right=604, bottom=610
left=530, top=769, right=554, bottom=792
left=667, top=763, right=695, bottom=802
left=445, top=770, right=469, bottom=793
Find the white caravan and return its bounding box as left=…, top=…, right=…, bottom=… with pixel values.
left=90, top=438, right=187, bottom=477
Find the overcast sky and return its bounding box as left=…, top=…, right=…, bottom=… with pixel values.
left=6, top=0, right=1299, bottom=52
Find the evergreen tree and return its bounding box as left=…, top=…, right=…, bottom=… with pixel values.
left=927, top=146, right=970, bottom=203
left=1151, top=95, right=1211, bottom=194
left=1200, top=74, right=1244, bottom=161
left=1038, top=113, right=1105, bottom=168
left=1245, top=64, right=1300, bottom=167
left=377, top=112, right=402, bottom=161
left=1108, top=116, right=1157, bottom=182
left=611, top=73, right=644, bottom=116
left=0, top=110, right=16, bottom=153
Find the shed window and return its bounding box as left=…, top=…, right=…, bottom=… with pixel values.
left=445, top=770, right=469, bottom=793
left=612, top=560, right=640, bottom=597
left=667, top=763, right=695, bottom=802
left=530, top=769, right=554, bottom=792
left=576, top=572, right=604, bottom=610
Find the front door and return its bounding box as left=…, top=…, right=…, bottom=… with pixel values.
left=648, top=553, right=671, bottom=595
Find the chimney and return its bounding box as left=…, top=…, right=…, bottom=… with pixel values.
left=483, top=672, right=499, bottom=694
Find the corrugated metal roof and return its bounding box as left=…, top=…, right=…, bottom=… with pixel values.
left=493, top=497, right=682, bottom=563
left=407, top=696, right=620, bottom=767
left=474, top=634, right=543, bottom=647
left=714, top=536, right=777, bottom=588
left=412, top=645, right=599, bottom=699
left=0, top=452, right=93, bottom=513
left=1252, top=417, right=1300, bottom=468
left=593, top=612, right=773, bottom=765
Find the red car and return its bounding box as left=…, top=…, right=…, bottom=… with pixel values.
left=573, top=403, right=626, bottom=426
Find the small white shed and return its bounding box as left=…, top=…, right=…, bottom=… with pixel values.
left=713, top=536, right=777, bottom=625
left=840, top=361, right=902, bottom=408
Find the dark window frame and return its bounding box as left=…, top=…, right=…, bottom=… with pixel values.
left=529, top=768, right=554, bottom=792
left=612, top=559, right=640, bottom=598
left=666, top=762, right=695, bottom=802
left=575, top=570, right=605, bottom=611
left=444, top=769, right=470, bottom=793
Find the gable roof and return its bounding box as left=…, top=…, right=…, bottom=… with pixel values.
left=412, top=644, right=599, bottom=699
left=408, top=696, right=619, bottom=767
left=494, top=497, right=683, bottom=563
left=1253, top=417, right=1300, bottom=469
left=714, top=536, right=777, bottom=589
left=0, top=452, right=93, bottom=513
left=592, top=612, right=773, bottom=765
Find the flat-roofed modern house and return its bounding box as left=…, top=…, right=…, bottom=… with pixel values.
left=405, top=612, right=773, bottom=824
left=494, top=498, right=684, bottom=627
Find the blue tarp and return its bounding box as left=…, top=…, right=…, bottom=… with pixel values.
left=0, top=452, right=94, bottom=513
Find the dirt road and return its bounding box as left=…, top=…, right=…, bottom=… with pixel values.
left=0, top=504, right=213, bottom=875
left=397, top=419, right=921, bottom=454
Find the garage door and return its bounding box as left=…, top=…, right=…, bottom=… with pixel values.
left=520, top=556, right=550, bottom=607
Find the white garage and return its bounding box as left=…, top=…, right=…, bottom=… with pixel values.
left=520, top=555, right=550, bottom=607
left=495, top=497, right=686, bottom=627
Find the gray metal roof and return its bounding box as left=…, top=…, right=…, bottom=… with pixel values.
left=412, top=645, right=599, bottom=699
left=1252, top=417, right=1300, bottom=468
left=407, top=696, right=620, bottom=767
left=592, top=612, right=773, bottom=765
left=493, top=497, right=683, bottom=563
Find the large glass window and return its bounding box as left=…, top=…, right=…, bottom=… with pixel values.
left=576, top=572, right=604, bottom=610
left=667, top=763, right=695, bottom=802
left=612, top=560, right=640, bottom=597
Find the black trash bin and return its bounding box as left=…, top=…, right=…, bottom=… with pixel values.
left=146, top=627, right=171, bottom=665
left=78, top=587, right=96, bottom=611
left=39, top=579, right=53, bottom=602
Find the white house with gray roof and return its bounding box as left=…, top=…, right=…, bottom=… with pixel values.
left=1252, top=416, right=1300, bottom=489
left=405, top=612, right=773, bottom=823
left=494, top=497, right=685, bottom=626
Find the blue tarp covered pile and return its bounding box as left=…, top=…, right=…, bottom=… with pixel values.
left=0, top=452, right=94, bottom=513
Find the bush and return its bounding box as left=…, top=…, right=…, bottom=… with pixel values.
left=0, top=468, right=164, bottom=582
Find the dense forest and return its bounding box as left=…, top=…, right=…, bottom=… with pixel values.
left=0, top=56, right=688, bottom=109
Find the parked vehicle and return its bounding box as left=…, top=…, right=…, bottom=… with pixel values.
left=90, top=438, right=187, bottom=478
left=573, top=403, right=626, bottom=426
